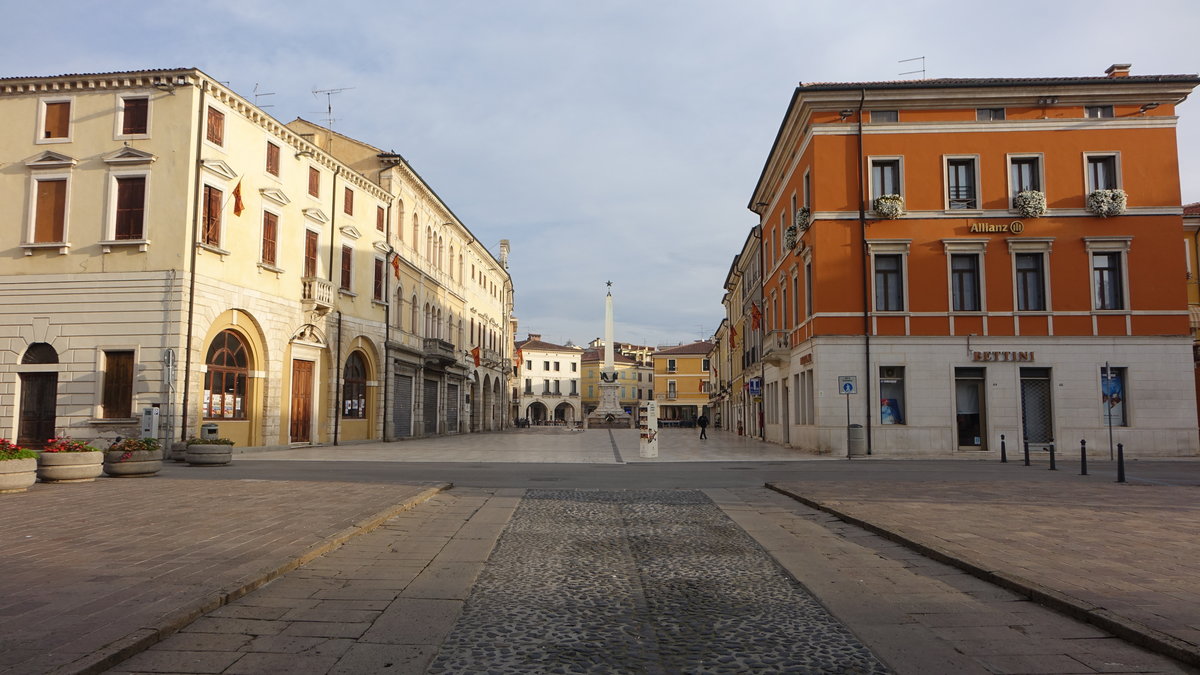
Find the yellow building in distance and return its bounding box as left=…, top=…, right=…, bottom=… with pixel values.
left=580, top=347, right=647, bottom=415
left=653, top=341, right=714, bottom=424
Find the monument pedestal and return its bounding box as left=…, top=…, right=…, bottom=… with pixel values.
left=585, top=381, right=633, bottom=429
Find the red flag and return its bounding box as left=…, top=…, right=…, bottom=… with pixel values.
left=750, top=303, right=762, bottom=330
left=729, top=325, right=737, bottom=349
left=699, top=380, right=705, bottom=392
left=391, top=254, right=401, bottom=279
left=471, top=346, right=481, bottom=367
left=516, top=348, right=523, bottom=366
left=232, top=179, right=244, bottom=217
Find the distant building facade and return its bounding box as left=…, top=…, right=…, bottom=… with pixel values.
left=514, top=334, right=581, bottom=424
left=580, top=347, right=647, bottom=415
left=653, top=341, right=714, bottom=423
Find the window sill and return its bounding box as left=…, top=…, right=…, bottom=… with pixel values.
left=945, top=209, right=983, bottom=215
left=258, top=262, right=285, bottom=274
left=371, top=299, right=388, bottom=307
left=949, top=311, right=986, bottom=316
left=1014, top=310, right=1052, bottom=316
left=115, top=133, right=151, bottom=142
left=197, top=243, right=231, bottom=256
left=22, top=241, right=70, bottom=256
left=88, top=417, right=137, bottom=425
left=339, top=289, right=357, bottom=298
left=100, top=239, right=150, bottom=253
left=36, top=137, right=72, bottom=145
left=1091, top=309, right=1131, bottom=315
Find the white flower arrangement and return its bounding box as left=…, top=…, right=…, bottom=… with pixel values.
left=1013, top=190, right=1047, bottom=218
left=1086, top=189, right=1128, bottom=217
left=873, top=194, right=905, bottom=219
left=784, top=225, right=798, bottom=250
left=793, top=206, right=812, bottom=232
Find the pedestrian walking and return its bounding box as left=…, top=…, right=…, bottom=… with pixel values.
left=697, top=414, right=709, bottom=440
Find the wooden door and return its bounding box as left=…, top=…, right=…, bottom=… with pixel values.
left=290, top=360, right=313, bottom=443
left=18, top=372, right=57, bottom=448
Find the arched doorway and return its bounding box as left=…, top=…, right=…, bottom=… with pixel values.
left=554, top=402, right=575, bottom=424
left=527, top=401, right=548, bottom=424
left=204, top=329, right=251, bottom=442
left=18, top=343, right=59, bottom=448
left=480, top=374, right=492, bottom=431
left=492, top=377, right=502, bottom=429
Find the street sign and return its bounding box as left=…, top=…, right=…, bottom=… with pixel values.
left=838, top=376, right=857, bottom=395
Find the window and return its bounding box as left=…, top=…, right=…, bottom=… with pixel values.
left=342, top=352, right=367, bottom=419
left=803, top=170, right=812, bottom=208
left=874, top=254, right=904, bottom=311
left=976, top=108, right=1005, bottom=121
left=543, top=380, right=551, bottom=395
left=204, top=330, right=248, bottom=419
left=571, top=363, right=577, bottom=372
left=120, top=97, right=149, bottom=135
left=1015, top=253, right=1045, bottom=311
left=805, top=262, right=813, bottom=318
left=308, top=167, right=320, bottom=197
left=702, top=358, right=711, bottom=372
left=1092, top=252, right=1124, bottom=310
left=340, top=245, right=352, bottom=291
left=525, top=379, right=533, bottom=394
left=668, top=359, right=677, bottom=372
left=879, top=366, right=905, bottom=425
left=114, top=176, right=146, bottom=240
left=667, top=380, right=677, bottom=398
left=870, top=158, right=902, bottom=199
left=571, top=380, right=578, bottom=395
left=206, top=107, right=224, bottom=146
left=947, top=158, right=978, bottom=209
left=544, top=361, right=550, bottom=370
left=304, top=230, right=318, bottom=277
left=554, top=361, right=560, bottom=371
left=33, top=178, right=67, bottom=243
left=951, top=254, right=981, bottom=311
left=202, top=185, right=222, bottom=247
left=376, top=206, right=385, bottom=232
left=42, top=100, right=71, bottom=140
left=1086, top=105, right=1114, bottom=119
left=344, top=186, right=354, bottom=215
left=1101, top=366, right=1127, bottom=426
left=266, top=142, right=280, bottom=176
left=373, top=258, right=385, bottom=301
left=101, top=351, right=135, bottom=418
left=525, top=360, right=532, bottom=369
left=871, top=110, right=898, bottom=123
left=261, top=212, right=278, bottom=266
left=1086, top=154, right=1120, bottom=191
left=1010, top=156, right=1042, bottom=206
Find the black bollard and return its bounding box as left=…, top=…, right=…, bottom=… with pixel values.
left=1049, top=443, right=1057, bottom=471
left=1080, top=439, right=1088, bottom=476
left=1117, top=443, right=1126, bottom=483
left=1024, top=440, right=1030, bottom=466
left=1001, top=434, right=1007, bottom=463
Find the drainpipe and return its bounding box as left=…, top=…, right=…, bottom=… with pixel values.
left=180, top=78, right=208, bottom=442
left=384, top=205, right=393, bottom=442
left=857, top=88, right=873, bottom=455
left=334, top=310, right=343, bottom=446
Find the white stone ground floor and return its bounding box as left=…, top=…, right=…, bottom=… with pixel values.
left=754, top=335, right=1200, bottom=457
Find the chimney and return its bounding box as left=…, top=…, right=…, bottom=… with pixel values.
left=528, top=333, right=541, bottom=341
left=499, top=239, right=510, bottom=269
left=1105, top=63, right=1131, bottom=78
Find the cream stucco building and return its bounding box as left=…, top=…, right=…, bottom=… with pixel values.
left=0, top=68, right=512, bottom=449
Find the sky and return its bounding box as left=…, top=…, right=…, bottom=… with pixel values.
left=5, top=1, right=1199, bottom=347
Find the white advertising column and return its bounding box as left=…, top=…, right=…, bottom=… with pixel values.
left=639, top=400, right=659, bottom=458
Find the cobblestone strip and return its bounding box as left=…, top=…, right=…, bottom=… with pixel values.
left=428, top=489, right=889, bottom=674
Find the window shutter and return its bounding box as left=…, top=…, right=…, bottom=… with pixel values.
left=44, top=101, right=70, bottom=138
left=341, top=245, right=352, bottom=290
left=308, top=167, right=320, bottom=197
left=266, top=142, right=280, bottom=176
left=206, top=107, right=224, bottom=145
left=203, top=186, right=222, bottom=246
left=304, top=230, right=318, bottom=277
left=262, top=212, right=278, bottom=266
left=122, top=98, right=148, bottom=135
left=102, top=351, right=135, bottom=418
left=35, top=179, right=67, bottom=242
left=115, top=176, right=146, bottom=240
left=376, top=206, right=385, bottom=232
left=344, top=187, right=354, bottom=215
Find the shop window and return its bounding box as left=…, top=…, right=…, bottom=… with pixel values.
left=204, top=330, right=248, bottom=419
left=1101, top=366, right=1128, bottom=426
left=342, top=352, right=367, bottom=419
left=879, top=366, right=905, bottom=425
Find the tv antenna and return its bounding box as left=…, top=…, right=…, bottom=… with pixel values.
left=311, top=86, right=355, bottom=129
left=899, top=56, right=926, bottom=79
left=253, top=83, right=275, bottom=108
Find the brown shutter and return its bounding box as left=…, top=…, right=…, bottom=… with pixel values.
left=341, top=246, right=352, bottom=290
left=206, top=107, right=224, bottom=145
left=308, top=167, right=320, bottom=197
left=203, top=185, right=222, bottom=246
left=262, top=212, right=278, bottom=266
left=102, top=351, right=135, bottom=418
left=121, top=98, right=148, bottom=135
left=373, top=259, right=384, bottom=301
left=35, top=179, right=67, bottom=242
left=266, top=142, right=280, bottom=176
left=376, top=206, right=385, bottom=232
left=344, top=187, right=354, bottom=215
left=114, top=176, right=145, bottom=240
left=44, top=101, right=70, bottom=138
left=304, top=230, right=318, bottom=277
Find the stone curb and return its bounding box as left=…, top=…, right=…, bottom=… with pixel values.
left=765, top=482, right=1200, bottom=669
left=50, top=483, right=452, bottom=675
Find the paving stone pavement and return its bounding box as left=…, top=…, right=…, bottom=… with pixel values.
left=0, top=477, right=445, bottom=675
left=768, top=479, right=1200, bottom=669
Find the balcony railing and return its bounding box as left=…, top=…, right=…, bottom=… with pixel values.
left=301, top=277, right=335, bottom=313
left=762, top=330, right=790, bottom=365
left=423, top=337, right=457, bottom=367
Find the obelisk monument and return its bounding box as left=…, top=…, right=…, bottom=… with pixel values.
left=587, top=281, right=633, bottom=429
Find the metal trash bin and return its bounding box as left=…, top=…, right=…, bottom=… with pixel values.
left=848, top=424, right=867, bottom=456
left=200, top=423, right=219, bottom=441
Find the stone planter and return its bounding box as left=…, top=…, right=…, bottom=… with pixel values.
left=186, top=444, right=233, bottom=466
left=103, top=449, right=164, bottom=477
left=37, top=452, right=104, bottom=483
left=0, top=458, right=37, bottom=493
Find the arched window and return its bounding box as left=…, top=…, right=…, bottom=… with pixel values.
left=342, top=351, right=367, bottom=419
left=412, top=214, right=418, bottom=248
left=411, top=294, right=419, bottom=335
left=436, top=308, right=443, bottom=339
left=22, top=342, right=58, bottom=364
left=394, top=286, right=404, bottom=328
left=205, top=330, right=248, bottom=419
left=396, top=200, right=405, bottom=242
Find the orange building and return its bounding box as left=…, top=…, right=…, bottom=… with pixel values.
left=747, top=64, right=1199, bottom=456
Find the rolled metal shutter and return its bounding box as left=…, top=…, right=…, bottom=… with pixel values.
left=423, top=379, right=439, bottom=435
left=394, top=374, right=413, bottom=438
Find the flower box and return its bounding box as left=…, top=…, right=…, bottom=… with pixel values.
left=1013, top=190, right=1047, bottom=218
left=1086, top=189, right=1127, bottom=217
left=873, top=194, right=905, bottom=219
